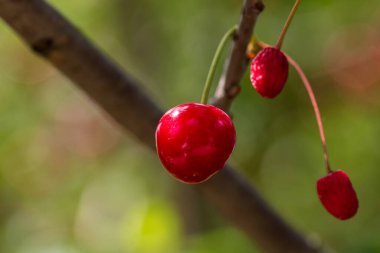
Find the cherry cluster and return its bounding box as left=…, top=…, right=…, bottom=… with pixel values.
left=156, top=0, right=358, bottom=220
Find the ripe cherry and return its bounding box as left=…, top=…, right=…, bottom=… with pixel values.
left=249, top=0, right=301, bottom=98
left=317, top=170, right=359, bottom=220
left=250, top=47, right=289, bottom=98
left=155, top=103, right=235, bottom=184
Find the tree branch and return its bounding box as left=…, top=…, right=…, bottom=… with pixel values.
left=211, top=0, right=263, bottom=112
left=0, top=0, right=325, bottom=252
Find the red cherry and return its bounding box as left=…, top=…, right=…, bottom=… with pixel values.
left=155, top=103, right=235, bottom=184
left=316, top=170, right=359, bottom=220
left=250, top=47, right=289, bottom=98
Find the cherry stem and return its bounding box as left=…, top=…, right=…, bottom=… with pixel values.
left=201, top=25, right=237, bottom=104
left=256, top=41, right=332, bottom=173
left=286, top=56, right=332, bottom=173
left=275, top=0, right=300, bottom=50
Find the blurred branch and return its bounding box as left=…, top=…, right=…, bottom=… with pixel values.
left=0, top=0, right=325, bottom=252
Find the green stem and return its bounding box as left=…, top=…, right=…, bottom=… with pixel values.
left=201, top=25, right=237, bottom=104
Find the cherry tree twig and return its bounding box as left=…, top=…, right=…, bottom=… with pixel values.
left=0, top=0, right=325, bottom=252
left=211, top=0, right=263, bottom=112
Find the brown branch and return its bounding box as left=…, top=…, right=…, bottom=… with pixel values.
left=0, top=0, right=163, bottom=148
left=211, top=0, right=264, bottom=112
left=0, top=0, right=325, bottom=252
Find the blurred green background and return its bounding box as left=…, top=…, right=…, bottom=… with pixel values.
left=0, top=0, right=380, bottom=252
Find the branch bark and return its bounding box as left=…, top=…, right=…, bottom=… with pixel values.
left=0, top=0, right=325, bottom=252
left=211, top=0, right=263, bottom=112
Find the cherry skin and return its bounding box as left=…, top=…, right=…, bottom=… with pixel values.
left=317, top=170, right=359, bottom=220
left=250, top=47, right=289, bottom=99
left=155, top=103, right=235, bottom=184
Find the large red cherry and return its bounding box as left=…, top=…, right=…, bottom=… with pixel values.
left=155, top=103, right=235, bottom=184
left=250, top=47, right=289, bottom=99
left=317, top=170, right=359, bottom=220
